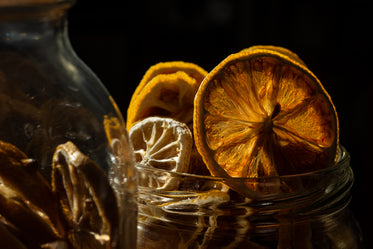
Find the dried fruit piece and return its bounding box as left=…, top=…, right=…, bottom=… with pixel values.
left=129, top=117, right=193, bottom=190
left=0, top=140, right=65, bottom=239
left=194, top=46, right=338, bottom=191
left=0, top=192, right=60, bottom=247
left=127, top=62, right=210, bottom=175
left=52, top=141, right=119, bottom=249
left=127, top=71, right=198, bottom=129
left=127, top=61, right=207, bottom=125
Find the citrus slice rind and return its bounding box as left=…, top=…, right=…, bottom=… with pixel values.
left=194, top=47, right=339, bottom=190
left=242, top=45, right=307, bottom=66
left=129, top=117, right=193, bottom=190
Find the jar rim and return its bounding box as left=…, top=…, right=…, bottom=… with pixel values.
left=136, top=145, right=350, bottom=182
left=137, top=145, right=353, bottom=224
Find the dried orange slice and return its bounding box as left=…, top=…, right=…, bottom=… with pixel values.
left=128, top=61, right=207, bottom=114
left=127, top=71, right=199, bottom=130
left=129, top=117, right=193, bottom=190
left=194, top=46, right=339, bottom=184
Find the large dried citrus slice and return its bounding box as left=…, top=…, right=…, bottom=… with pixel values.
left=194, top=46, right=339, bottom=183
left=129, top=117, right=193, bottom=190
left=128, top=61, right=207, bottom=114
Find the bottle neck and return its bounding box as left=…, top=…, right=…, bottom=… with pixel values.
left=0, top=1, right=72, bottom=50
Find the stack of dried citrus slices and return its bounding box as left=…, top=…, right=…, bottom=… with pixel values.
left=0, top=140, right=119, bottom=249
left=127, top=45, right=339, bottom=186
left=127, top=45, right=339, bottom=248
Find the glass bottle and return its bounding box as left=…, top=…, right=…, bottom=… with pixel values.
left=137, top=146, right=363, bottom=248
left=0, top=1, right=136, bottom=248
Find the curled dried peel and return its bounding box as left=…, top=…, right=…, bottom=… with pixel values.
left=194, top=46, right=339, bottom=192
left=52, top=141, right=119, bottom=249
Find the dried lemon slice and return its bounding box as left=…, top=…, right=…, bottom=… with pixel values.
left=127, top=71, right=198, bottom=130
left=129, top=117, right=193, bottom=190
left=128, top=61, right=207, bottom=118
left=194, top=45, right=339, bottom=192
left=127, top=61, right=209, bottom=176
left=52, top=141, right=119, bottom=249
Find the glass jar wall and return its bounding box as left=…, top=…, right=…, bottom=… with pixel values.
left=0, top=1, right=136, bottom=248
left=137, top=147, right=363, bottom=248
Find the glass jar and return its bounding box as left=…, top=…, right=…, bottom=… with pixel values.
left=137, top=146, right=363, bottom=248
left=0, top=1, right=136, bottom=249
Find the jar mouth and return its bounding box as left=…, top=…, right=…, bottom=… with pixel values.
left=136, top=146, right=352, bottom=200
left=137, top=146, right=358, bottom=248
left=136, top=145, right=350, bottom=182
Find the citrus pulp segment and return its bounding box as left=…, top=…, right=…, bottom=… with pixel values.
left=193, top=46, right=339, bottom=183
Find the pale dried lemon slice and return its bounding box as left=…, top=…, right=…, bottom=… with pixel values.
left=129, top=117, right=193, bottom=190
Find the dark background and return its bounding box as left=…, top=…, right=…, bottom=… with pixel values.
left=67, top=0, right=371, bottom=247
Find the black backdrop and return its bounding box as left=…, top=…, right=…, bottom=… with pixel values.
left=68, top=0, right=371, bottom=247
